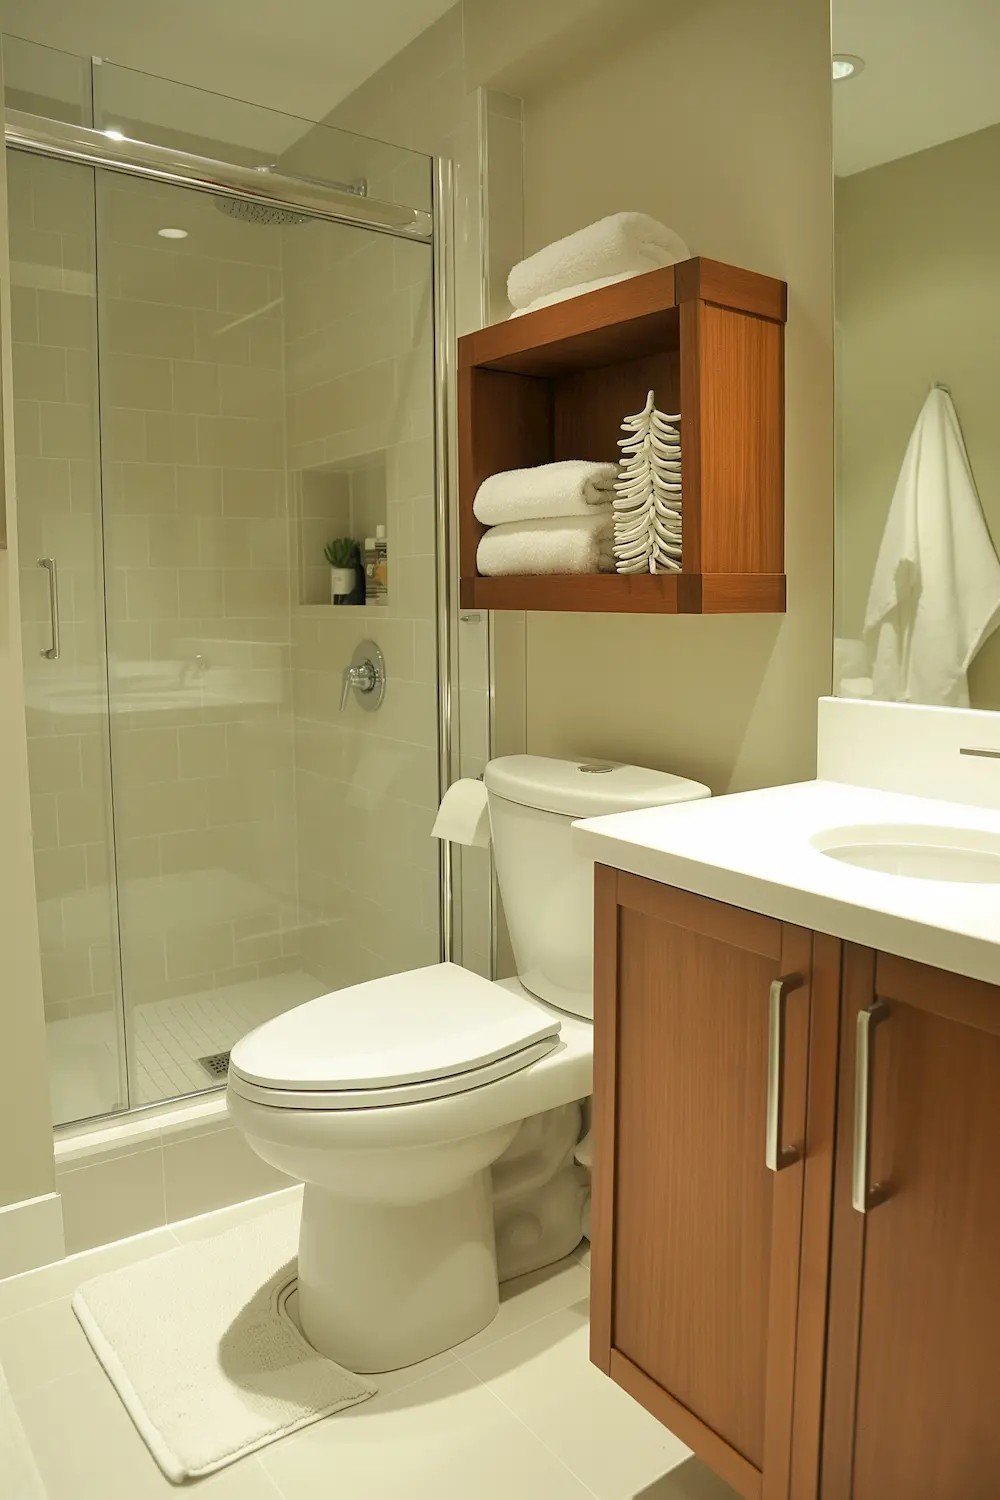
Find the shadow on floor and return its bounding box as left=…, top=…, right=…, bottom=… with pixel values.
left=636, top=1455, right=742, bottom=1500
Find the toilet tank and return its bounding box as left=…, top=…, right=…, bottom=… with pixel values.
left=484, top=756, right=710, bottom=1020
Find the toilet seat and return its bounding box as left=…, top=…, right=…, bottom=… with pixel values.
left=228, top=962, right=562, bottom=1110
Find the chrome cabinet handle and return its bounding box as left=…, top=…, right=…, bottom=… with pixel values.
left=766, top=973, right=803, bottom=1172
left=37, top=557, right=60, bottom=659
left=853, top=1000, right=890, bottom=1213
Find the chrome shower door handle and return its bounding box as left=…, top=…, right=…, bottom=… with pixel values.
left=766, top=973, right=803, bottom=1173
left=37, top=557, right=60, bottom=659
left=853, top=1000, right=890, bottom=1213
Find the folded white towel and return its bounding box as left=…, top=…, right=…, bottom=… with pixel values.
left=477, top=513, right=614, bottom=577
left=510, top=272, right=637, bottom=319
left=507, top=213, right=690, bottom=312
left=474, top=460, right=617, bottom=525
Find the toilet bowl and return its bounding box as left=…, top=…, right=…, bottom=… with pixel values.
left=228, top=756, right=709, bottom=1373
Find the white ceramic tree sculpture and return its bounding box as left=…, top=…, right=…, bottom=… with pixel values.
left=613, top=390, right=682, bottom=574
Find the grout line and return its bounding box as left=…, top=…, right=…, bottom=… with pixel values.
left=449, top=1347, right=604, bottom=1500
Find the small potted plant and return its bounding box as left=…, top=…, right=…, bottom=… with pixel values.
left=325, top=537, right=362, bottom=604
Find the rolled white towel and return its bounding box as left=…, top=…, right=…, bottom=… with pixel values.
left=477, top=513, right=614, bottom=577
left=474, top=460, right=617, bottom=525
left=507, top=213, right=689, bottom=312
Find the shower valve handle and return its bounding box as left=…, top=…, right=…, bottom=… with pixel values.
left=340, top=660, right=376, bottom=709
left=339, top=640, right=386, bottom=713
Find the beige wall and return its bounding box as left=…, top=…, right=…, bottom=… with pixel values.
left=835, top=121, right=1000, bottom=709
left=513, top=0, right=834, bottom=792
left=0, top=134, right=57, bottom=1209
left=283, top=210, right=441, bottom=989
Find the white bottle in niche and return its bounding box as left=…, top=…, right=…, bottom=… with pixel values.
left=374, top=523, right=388, bottom=601
left=364, top=534, right=387, bottom=603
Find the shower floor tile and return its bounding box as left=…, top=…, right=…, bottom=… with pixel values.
left=46, top=971, right=329, bottom=1123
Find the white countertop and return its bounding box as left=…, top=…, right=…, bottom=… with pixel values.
left=573, top=779, right=1000, bottom=987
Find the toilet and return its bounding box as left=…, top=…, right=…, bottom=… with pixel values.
left=227, top=755, right=710, bottom=1372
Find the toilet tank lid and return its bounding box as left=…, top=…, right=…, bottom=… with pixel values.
left=484, top=755, right=711, bottom=818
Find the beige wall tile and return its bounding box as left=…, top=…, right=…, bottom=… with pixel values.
left=144, top=410, right=198, bottom=464
left=56, top=1147, right=166, bottom=1254
left=55, top=790, right=108, bottom=848
left=36, top=289, right=93, bottom=350
left=104, top=297, right=196, bottom=359
left=12, top=343, right=66, bottom=402
left=103, top=352, right=173, bottom=412
left=164, top=923, right=235, bottom=979
left=113, top=726, right=180, bottom=784
left=177, top=723, right=228, bottom=779
left=37, top=401, right=93, bottom=460
left=26, top=734, right=82, bottom=794
left=33, top=845, right=87, bottom=902
left=171, top=359, right=220, bottom=415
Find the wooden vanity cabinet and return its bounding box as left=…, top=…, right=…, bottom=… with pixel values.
left=821, top=945, right=1000, bottom=1500
left=590, top=867, right=840, bottom=1500
left=591, top=865, right=1000, bottom=1500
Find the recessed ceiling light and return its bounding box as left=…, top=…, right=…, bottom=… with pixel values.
left=103, top=127, right=126, bottom=141
left=157, top=227, right=188, bottom=240
left=832, top=54, right=865, bottom=81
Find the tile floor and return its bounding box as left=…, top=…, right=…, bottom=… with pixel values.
left=47, top=971, right=327, bottom=1123
left=0, top=1188, right=741, bottom=1500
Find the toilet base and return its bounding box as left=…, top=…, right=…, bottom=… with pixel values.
left=296, top=1172, right=500, bottom=1373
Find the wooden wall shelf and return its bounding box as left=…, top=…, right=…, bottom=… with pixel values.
left=458, top=256, right=788, bottom=616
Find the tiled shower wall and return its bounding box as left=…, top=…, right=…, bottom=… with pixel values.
left=283, top=213, right=441, bottom=989
left=96, top=176, right=301, bottom=1015
left=318, top=3, right=527, bottom=978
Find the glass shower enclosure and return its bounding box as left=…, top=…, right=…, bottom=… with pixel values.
left=5, top=38, right=459, bottom=1126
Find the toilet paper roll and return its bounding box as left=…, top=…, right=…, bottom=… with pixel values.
left=431, top=778, right=491, bottom=847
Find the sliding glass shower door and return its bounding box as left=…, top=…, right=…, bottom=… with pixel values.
left=10, top=147, right=126, bottom=1123
left=8, top=50, right=449, bottom=1126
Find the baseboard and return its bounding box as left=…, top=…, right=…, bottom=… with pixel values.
left=0, top=1192, right=65, bottom=1279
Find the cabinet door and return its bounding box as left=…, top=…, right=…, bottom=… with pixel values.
left=822, top=947, right=1000, bottom=1500
left=591, top=868, right=838, bottom=1500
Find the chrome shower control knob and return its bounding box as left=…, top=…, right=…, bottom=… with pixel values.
left=339, top=639, right=386, bottom=712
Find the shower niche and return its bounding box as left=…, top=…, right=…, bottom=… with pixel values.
left=296, top=453, right=388, bottom=608
left=293, top=450, right=386, bottom=609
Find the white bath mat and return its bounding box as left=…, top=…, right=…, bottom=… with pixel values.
left=72, top=1202, right=375, bottom=1483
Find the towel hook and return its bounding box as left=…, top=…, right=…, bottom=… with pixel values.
left=933, top=381, right=951, bottom=394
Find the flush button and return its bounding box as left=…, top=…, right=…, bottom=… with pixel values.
left=578, top=763, right=616, bottom=774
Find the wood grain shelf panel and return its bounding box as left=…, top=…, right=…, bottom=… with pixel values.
left=458, top=256, right=788, bottom=617
left=460, top=572, right=786, bottom=615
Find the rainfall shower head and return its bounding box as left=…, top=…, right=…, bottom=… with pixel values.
left=213, top=167, right=368, bottom=227
left=213, top=197, right=310, bottom=226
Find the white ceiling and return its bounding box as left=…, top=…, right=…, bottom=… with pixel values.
left=0, top=0, right=456, bottom=128
left=834, top=0, right=1000, bottom=176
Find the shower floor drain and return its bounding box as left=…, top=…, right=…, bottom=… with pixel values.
left=198, top=1050, right=232, bottom=1080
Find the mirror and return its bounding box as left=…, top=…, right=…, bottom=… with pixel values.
left=832, top=0, right=1000, bottom=710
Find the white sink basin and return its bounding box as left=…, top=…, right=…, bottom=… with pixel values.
left=812, top=824, right=1000, bottom=883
